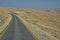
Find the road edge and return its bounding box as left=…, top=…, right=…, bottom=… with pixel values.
left=0, top=14, right=12, bottom=38
left=17, top=15, right=58, bottom=40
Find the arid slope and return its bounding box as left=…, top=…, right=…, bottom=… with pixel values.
left=16, top=9, right=60, bottom=40
left=0, top=8, right=60, bottom=40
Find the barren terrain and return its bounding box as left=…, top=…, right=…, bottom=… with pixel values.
left=0, top=8, right=12, bottom=37
left=16, top=9, right=60, bottom=40
left=0, top=8, right=60, bottom=40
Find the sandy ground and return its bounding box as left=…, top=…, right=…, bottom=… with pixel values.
left=0, top=14, right=12, bottom=37
left=15, top=9, right=60, bottom=40
left=17, top=15, right=58, bottom=40
left=0, top=9, right=12, bottom=37
left=0, top=8, right=60, bottom=40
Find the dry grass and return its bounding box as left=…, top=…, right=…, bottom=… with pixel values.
left=0, top=8, right=60, bottom=40
left=0, top=11, right=8, bottom=26
left=0, top=8, right=19, bottom=26
left=0, top=8, right=12, bottom=37
left=0, top=8, right=9, bottom=31
left=16, top=9, right=60, bottom=40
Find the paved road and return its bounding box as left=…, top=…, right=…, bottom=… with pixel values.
left=0, top=14, right=34, bottom=40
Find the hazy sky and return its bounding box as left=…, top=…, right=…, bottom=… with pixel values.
left=0, top=0, right=60, bottom=9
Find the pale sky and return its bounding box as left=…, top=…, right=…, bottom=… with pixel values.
left=0, top=0, right=60, bottom=9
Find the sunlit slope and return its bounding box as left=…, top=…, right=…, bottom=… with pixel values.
left=0, top=9, right=9, bottom=26
left=0, top=8, right=12, bottom=37
left=16, top=9, right=60, bottom=40
left=0, top=8, right=60, bottom=40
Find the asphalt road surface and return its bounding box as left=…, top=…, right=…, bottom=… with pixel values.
left=0, top=14, right=34, bottom=40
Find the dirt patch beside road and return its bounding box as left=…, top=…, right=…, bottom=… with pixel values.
left=0, top=14, right=12, bottom=37
left=15, top=9, right=60, bottom=40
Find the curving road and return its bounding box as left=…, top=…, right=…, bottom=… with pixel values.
left=0, top=14, right=34, bottom=40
